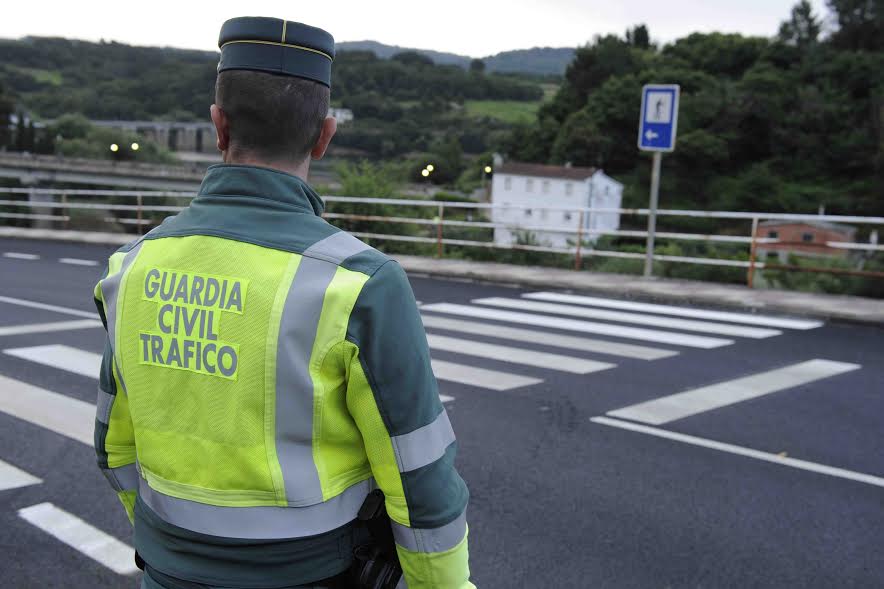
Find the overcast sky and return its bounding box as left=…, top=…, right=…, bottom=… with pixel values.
left=2, top=0, right=831, bottom=57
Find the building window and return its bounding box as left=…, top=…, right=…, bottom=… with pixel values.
left=564, top=212, right=572, bottom=222
left=542, top=180, right=550, bottom=194
left=565, top=182, right=573, bottom=196
left=540, top=209, right=548, bottom=221
left=525, top=209, right=533, bottom=217
left=768, top=231, right=779, bottom=239
left=504, top=177, right=512, bottom=191
left=802, top=233, right=814, bottom=243
left=526, top=179, right=534, bottom=192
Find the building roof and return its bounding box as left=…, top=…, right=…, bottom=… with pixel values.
left=760, top=220, right=856, bottom=236
left=496, top=161, right=598, bottom=181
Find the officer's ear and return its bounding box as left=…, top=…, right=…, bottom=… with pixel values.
left=210, top=104, right=230, bottom=153
left=310, top=116, right=337, bottom=161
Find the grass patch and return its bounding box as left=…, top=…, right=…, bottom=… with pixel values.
left=464, top=100, right=542, bottom=124
left=7, top=65, right=63, bottom=86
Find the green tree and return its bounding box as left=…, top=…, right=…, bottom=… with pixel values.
left=14, top=112, right=27, bottom=151
left=626, top=25, right=651, bottom=49
left=469, top=58, right=486, bottom=74
left=778, top=1, right=822, bottom=48
left=0, top=83, right=13, bottom=148
left=827, top=0, right=884, bottom=51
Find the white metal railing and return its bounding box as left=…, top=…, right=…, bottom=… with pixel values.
left=1, top=188, right=882, bottom=286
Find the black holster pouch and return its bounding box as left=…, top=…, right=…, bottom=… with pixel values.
left=351, top=489, right=403, bottom=589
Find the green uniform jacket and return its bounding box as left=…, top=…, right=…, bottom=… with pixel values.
left=93, top=164, right=473, bottom=588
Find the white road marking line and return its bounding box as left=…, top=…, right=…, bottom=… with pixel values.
left=591, top=416, right=884, bottom=489
left=431, top=359, right=542, bottom=391
left=59, top=258, right=100, bottom=267
left=524, top=292, right=824, bottom=330
left=0, top=458, right=42, bottom=491
left=607, top=359, right=861, bottom=425
left=0, top=319, right=103, bottom=337
left=0, top=374, right=94, bottom=445
left=440, top=394, right=455, bottom=403
left=420, top=303, right=733, bottom=349
left=18, top=503, right=138, bottom=575
left=421, top=314, right=676, bottom=360
left=427, top=333, right=615, bottom=375
left=0, top=295, right=101, bottom=320
left=3, top=252, right=40, bottom=260
left=4, top=344, right=102, bottom=379
left=473, top=298, right=782, bottom=339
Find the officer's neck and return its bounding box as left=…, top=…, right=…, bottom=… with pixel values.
left=223, top=151, right=311, bottom=182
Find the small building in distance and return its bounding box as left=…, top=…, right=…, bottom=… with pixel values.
left=490, top=159, right=623, bottom=249
left=329, top=108, right=354, bottom=124
left=758, top=220, right=856, bottom=262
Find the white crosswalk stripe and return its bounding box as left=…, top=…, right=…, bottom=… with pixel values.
left=472, top=297, right=783, bottom=339
left=18, top=503, right=138, bottom=575
left=0, top=458, right=42, bottom=491
left=0, top=320, right=103, bottom=337
left=4, top=344, right=102, bottom=378
left=431, top=360, right=542, bottom=391
left=524, top=292, right=824, bottom=330
left=421, top=314, right=676, bottom=360
left=427, top=333, right=615, bottom=375
left=0, top=374, right=94, bottom=445
left=421, top=303, right=733, bottom=349
left=607, top=359, right=861, bottom=425
left=58, top=258, right=100, bottom=267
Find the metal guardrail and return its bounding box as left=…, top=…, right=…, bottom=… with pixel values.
left=1, top=188, right=882, bottom=287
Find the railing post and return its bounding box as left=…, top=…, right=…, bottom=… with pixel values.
left=575, top=209, right=584, bottom=271
left=436, top=203, right=444, bottom=258
left=137, top=192, right=143, bottom=235
left=747, top=216, right=759, bottom=288
left=61, top=192, right=68, bottom=228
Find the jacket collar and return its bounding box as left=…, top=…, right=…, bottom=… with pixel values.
left=197, top=164, right=326, bottom=216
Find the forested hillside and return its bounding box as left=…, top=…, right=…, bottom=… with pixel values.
left=338, top=41, right=575, bottom=76
left=0, top=38, right=542, bottom=121
left=505, top=1, right=884, bottom=217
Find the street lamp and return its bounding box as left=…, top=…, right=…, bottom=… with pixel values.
left=131, top=142, right=140, bottom=151
left=109, top=143, right=119, bottom=152
left=426, top=164, right=435, bottom=172
left=421, top=169, right=430, bottom=178
left=484, top=165, right=492, bottom=174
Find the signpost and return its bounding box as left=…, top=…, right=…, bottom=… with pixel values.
left=638, top=84, right=680, bottom=277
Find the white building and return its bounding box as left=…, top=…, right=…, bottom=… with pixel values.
left=490, top=160, right=623, bottom=249
left=329, top=108, right=354, bottom=124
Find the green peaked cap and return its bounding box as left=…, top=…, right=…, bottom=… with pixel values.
left=218, top=16, right=335, bottom=87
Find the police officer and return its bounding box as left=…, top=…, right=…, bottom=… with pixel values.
left=93, top=16, right=473, bottom=589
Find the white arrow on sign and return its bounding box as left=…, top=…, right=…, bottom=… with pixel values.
left=645, top=130, right=659, bottom=141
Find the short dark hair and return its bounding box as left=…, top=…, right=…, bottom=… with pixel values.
left=215, top=70, right=329, bottom=161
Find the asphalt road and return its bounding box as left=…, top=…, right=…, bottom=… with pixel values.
left=0, top=237, right=882, bottom=589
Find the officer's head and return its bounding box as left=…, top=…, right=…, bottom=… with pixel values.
left=210, top=17, right=337, bottom=169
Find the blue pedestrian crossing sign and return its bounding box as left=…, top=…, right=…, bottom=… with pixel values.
left=638, top=84, right=680, bottom=152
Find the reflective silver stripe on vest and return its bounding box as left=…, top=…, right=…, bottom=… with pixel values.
left=303, top=230, right=373, bottom=265
left=275, top=233, right=371, bottom=504
left=96, top=387, right=115, bottom=425
left=100, top=241, right=144, bottom=394
left=101, top=463, right=139, bottom=492
left=391, top=510, right=467, bottom=554
left=390, top=410, right=455, bottom=473
left=138, top=477, right=372, bottom=540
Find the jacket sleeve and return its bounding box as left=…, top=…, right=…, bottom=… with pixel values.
left=345, top=260, right=473, bottom=589
left=94, top=262, right=139, bottom=524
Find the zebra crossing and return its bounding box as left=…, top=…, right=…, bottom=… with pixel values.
left=0, top=289, right=830, bottom=581
left=419, top=290, right=824, bottom=391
